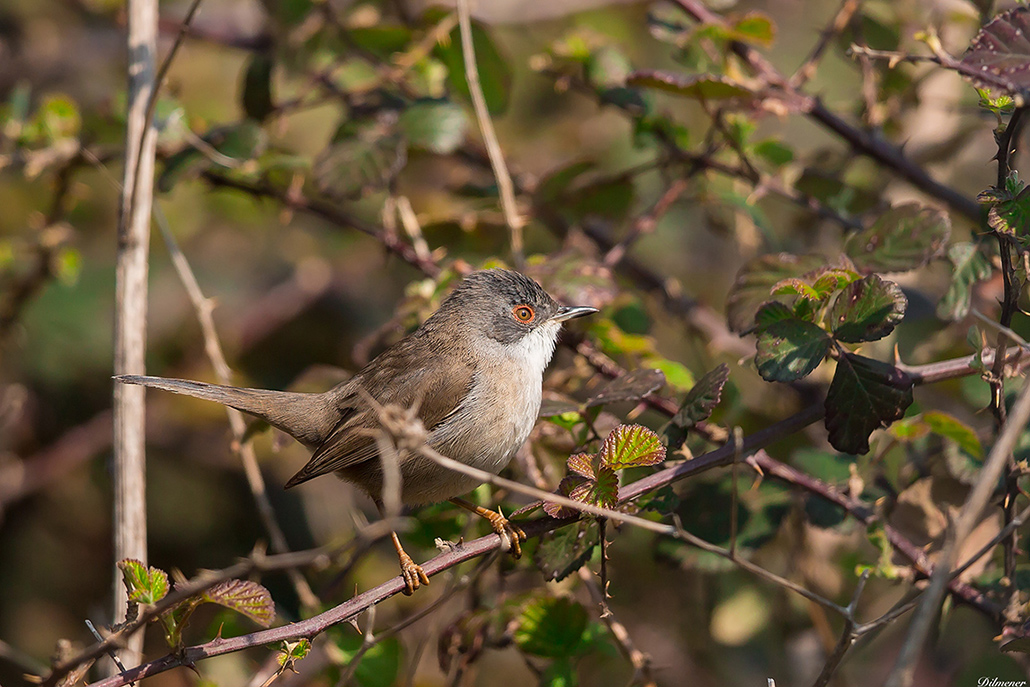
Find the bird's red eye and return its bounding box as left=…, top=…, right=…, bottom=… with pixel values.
left=512, top=305, right=535, bottom=323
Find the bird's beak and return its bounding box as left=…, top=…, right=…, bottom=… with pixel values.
left=552, top=305, right=599, bottom=322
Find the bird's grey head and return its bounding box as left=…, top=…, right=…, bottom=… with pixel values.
left=425, top=269, right=597, bottom=349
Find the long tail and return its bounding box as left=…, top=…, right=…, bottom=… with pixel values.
left=115, top=375, right=339, bottom=447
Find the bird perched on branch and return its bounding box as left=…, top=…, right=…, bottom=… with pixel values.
left=118, top=268, right=597, bottom=594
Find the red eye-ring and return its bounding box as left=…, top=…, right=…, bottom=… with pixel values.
left=512, top=305, right=535, bottom=323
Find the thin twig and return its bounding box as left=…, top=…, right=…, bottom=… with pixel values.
left=885, top=374, right=1030, bottom=687
left=455, top=0, right=525, bottom=266
left=577, top=567, right=655, bottom=687
left=152, top=206, right=320, bottom=612
left=790, top=0, right=863, bottom=88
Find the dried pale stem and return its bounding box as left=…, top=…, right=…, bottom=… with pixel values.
left=111, top=0, right=160, bottom=669
left=455, top=0, right=524, bottom=265
left=152, top=207, right=320, bottom=612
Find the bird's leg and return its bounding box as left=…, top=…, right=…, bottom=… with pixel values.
left=449, top=497, right=526, bottom=559
left=391, top=530, right=429, bottom=595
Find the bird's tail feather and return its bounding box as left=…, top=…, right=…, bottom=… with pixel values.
left=115, top=375, right=336, bottom=447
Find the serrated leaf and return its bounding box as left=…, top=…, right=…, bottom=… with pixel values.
left=436, top=21, right=512, bottom=115
left=844, top=203, right=950, bottom=273
left=544, top=475, right=588, bottom=519
left=398, top=100, right=468, bottom=154
left=961, top=7, right=1030, bottom=100
left=241, top=52, right=275, bottom=122
left=627, top=71, right=754, bottom=100
left=829, top=274, right=907, bottom=343
left=584, top=368, right=666, bottom=407
left=754, top=306, right=832, bottom=382
left=979, top=171, right=1030, bottom=235
left=938, top=241, right=992, bottom=320
left=570, top=465, right=619, bottom=508
left=535, top=520, right=599, bottom=581
left=725, top=253, right=827, bottom=333
left=567, top=453, right=597, bottom=479
left=772, top=277, right=821, bottom=301
left=201, top=579, right=274, bottom=627
left=825, top=353, right=914, bottom=454
left=671, top=363, right=730, bottom=430
left=118, top=559, right=170, bottom=605
left=515, top=597, right=589, bottom=658
left=599, top=424, right=666, bottom=469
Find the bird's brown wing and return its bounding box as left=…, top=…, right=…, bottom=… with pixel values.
left=283, top=334, right=476, bottom=488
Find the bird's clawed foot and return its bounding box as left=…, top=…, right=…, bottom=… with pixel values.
left=450, top=498, right=526, bottom=559
left=398, top=550, right=430, bottom=596
left=392, top=531, right=430, bottom=595
left=484, top=507, right=527, bottom=559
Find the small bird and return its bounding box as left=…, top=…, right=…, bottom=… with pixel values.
left=117, top=269, right=597, bottom=594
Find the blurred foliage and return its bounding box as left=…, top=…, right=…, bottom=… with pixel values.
left=4, top=0, right=1030, bottom=686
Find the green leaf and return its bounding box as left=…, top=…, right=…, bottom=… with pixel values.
left=24, top=94, right=81, bottom=144
left=118, top=559, right=169, bottom=605
left=398, top=100, right=468, bottom=154
left=515, top=597, right=589, bottom=658
left=201, top=579, right=275, bottom=627
left=278, top=639, right=311, bottom=671
left=541, top=658, right=578, bottom=687
left=730, top=12, right=777, bottom=46
left=937, top=241, right=993, bottom=320
left=725, top=253, right=827, bottom=333
left=241, top=52, right=275, bottom=122
left=599, top=424, right=666, bottom=469
left=570, top=465, right=619, bottom=508
left=980, top=171, right=1030, bottom=236
left=671, top=363, right=730, bottom=430
left=348, top=25, right=413, bottom=60
left=771, top=277, right=821, bottom=301
left=627, top=71, right=753, bottom=100
left=333, top=631, right=401, bottom=687
left=754, top=305, right=832, bottom=382
left=791, top=449, right=852, bottom=486
left=844, top=203, right=950, bottom=273
left=923, top=410, right=983, bottom=461
left=829, top=274, right=907, bottom=343
left=825, top=353, right=914, bottom=454
left=535, top=520, right=599, bottom=581
left=436, top=21, right=512, bottom=115
left=753, top=138, right=793, bottom=166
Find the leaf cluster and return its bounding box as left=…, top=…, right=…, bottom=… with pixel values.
left=117, top=559, right=274, bottom=650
